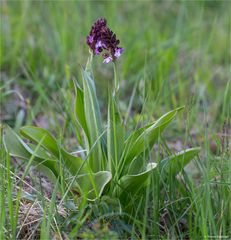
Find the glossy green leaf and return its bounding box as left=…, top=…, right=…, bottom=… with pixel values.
left=159, top=147, right=200, bottom=177
left=74, top=84, right=90, bottom=141
left=107, top=96, right=125, bottom=175
left=74, top=171, right=112, bottom=201
left=61, top=149, right=88, bottom=175
left=91, top=196, right=122, bottom=217
left=35, top=164, right=60, bottom=188
left=4, top=126, right=32, bottom=160
left=81, top=67, right=105, bottom=172
left=114, top=162, right=157, bottom=198
left=127, top=155, right=146, bottom=175
left=3, top=126, right=58, bottom=177
left=122, top=107, right=184, bottom=168
left=20, top=126, right=87, bottom=175
left=20, top=126, right=59, bottom=158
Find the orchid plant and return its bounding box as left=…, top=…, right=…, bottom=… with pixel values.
left=3, top=18, right=200, bottom=210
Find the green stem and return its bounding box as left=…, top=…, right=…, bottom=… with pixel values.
left=113, top=61, right=119, bottom=96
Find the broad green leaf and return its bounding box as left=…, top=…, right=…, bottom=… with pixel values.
left=20, top=126, right=59, bottom=158
left=114, top=163, right=157, bottom=198
left=61, top=149, right=88, bottom=175
left=81, top=67, right=105, bottom=172
left=3, top=126, right=58, bottom=177
left=74, top=84, right=90, bottom=141
left=91, top=196, right=122, bottom=217
left=107, top=96, right=125, bottom=175
left=28, top=143, right=52, bottom=159
left=127, top=155, right=146, bottom=175
left=4, top=126, right=32, bottom=160
left=35, top=164, right=61, bottom=189
left=159, top=147, right=200, bottom=177
left=122, top=107, right=184, bottom=168
left=20, top=126, right=87, bottom=175
left=74, top=171, right=112, bottom=201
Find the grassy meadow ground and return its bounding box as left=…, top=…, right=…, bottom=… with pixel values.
left=1, top=1, right=230, bottom=239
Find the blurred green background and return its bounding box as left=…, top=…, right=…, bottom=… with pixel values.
left=1, top=1, right=230, bottom=134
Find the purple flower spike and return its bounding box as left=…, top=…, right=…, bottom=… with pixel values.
left=103, top=56, right=113, bottom=64
left=86, top=18, right=124, bottom=63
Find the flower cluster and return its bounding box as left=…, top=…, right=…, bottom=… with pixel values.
left=87, top=18, right=124, bottom=64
